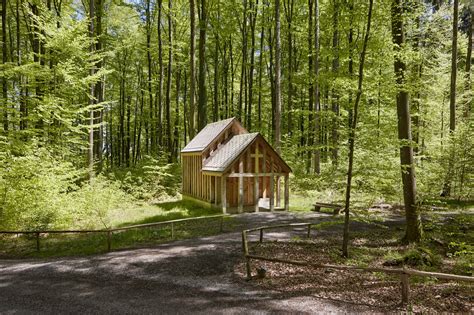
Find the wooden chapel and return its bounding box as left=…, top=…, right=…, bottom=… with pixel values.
left=181, top=117, right=292, bottom=213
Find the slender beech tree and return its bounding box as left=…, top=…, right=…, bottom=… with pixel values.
left=391, top=0, right=422, bottom=243
left=2, top=0, right=8, bottom=132
left=442, top=0, right=459, bottom=197
left=274, top=0, right=281, bottom=153
left=145, top=0, right=154, bottom=153
left=88, top=0, right=95, bottom=179
left=166, top=0, right=173, bottom=161
left=157, top=0, right=164, bottom=149
left=313, top=0, right=320, bottom=174
left=342, top=0, right=373, bottom=257
left=465, top=7, right=472, bottom=118
left=331, top=0, right=339, bottom=166
left=197, top=0, right=207, bottom=131
left=189, top=0, right=196, bottom=138
left=449, top=0, right=459, bottom=134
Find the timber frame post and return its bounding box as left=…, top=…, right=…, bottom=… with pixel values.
left=238, top=158, right=244, bottom=213
left=284, top=174, right=289, bottom=211
left=270, top=156, right=274, bottom=212
left=221, top=175, right=227, bottom=214
left=253, top=144, right=261, bottom=212
left=276, top=176, right=281, bottom=207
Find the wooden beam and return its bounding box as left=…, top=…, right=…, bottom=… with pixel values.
left=270, top=156, right=274, bottom=212
left=214, top=176, right=218, bottom=205
left=221, top=176, right=227, bottom=214
left=284, top=174, right=289, bottom=211
left=227, top=172, right=286, bottom=178
left=262, top=146, right=267, bottom=198
left=276, top=176, right=281, bottom=207
left=238, top=158, right=244, bottom=213
left=254, top=144, right=260, bottom=212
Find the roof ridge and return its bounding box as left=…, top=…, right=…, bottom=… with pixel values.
left=181, top=117, right=239, bottom=153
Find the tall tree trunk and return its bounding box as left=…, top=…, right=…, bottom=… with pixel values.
left=257, top=24, right=264, bottom=130
left=94, top=0, right=104, bottom=169
left=157, top=0, right=164, bottom=149
left=2, top=0, right=8, bottom=132
left=239, top=0, right=247, bottom=123
left=391, top=0, right=422, bottom=243
left=449, top=0, right=458, bottom=133
left=173, top=68, right=181, bottom=160
left=213, top=32, right=219, bottom=122
left=88, top=0, right=95, bottom=179
left=166, top=0, right=173, bottom=161
left=17, top=0, right=26, bottom=130
left=313, top=0, right=320, bottom=174
left=331, top=0, right=339, bottom=166
left=274, top=0, right=281, bottom=153
left=464, top=7, right=472, bottom=118
left=306, top=0, right=313, bottom=173
left=126, top=96, right=131, bottom=167
left=283, top=0, right=294, bottom=138
left=189, top=0, right=196, bottom=138
left=197, top=0, right=207, bottom=131
left=342, top=0, right=373, bottom=257
left=442, top=0, right=459, bottom=197
left=146, top=0, right=154, bottom=153
left=247, top=0, right=257, bottom=130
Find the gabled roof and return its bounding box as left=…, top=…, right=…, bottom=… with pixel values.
left=202, top=133, right=259, bottom=172
left=181, top=117, right=236, bottom=153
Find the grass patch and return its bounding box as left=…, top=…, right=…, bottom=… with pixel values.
left=0, top=199, right=228, bottom=259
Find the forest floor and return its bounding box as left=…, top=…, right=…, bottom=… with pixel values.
left=0, top=209, right=472, bottom=313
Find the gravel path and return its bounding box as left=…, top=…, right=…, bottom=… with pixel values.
left=0, top=212, right=387, bottom=314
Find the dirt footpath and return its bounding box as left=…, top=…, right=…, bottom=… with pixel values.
left=0, top=212, right=385, bottom=314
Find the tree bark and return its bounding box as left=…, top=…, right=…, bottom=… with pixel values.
left=166, top=0, right=173, bottom=161
left=441, top=0, right=459, bottom=197
left=2, top=0, right=8, bottom=132
left=88, top=0, right=95, bottom=178
left=391, top=0, right=422, bottom=243
left=274, top=0, right=281, bottom=153
left=307, top=0, right=313, bottom=173
left=189, top=0, right=196, bottom=138
left=312, top=0, right=321, bottom=174
left=197, top=0, right=207, bottom=131
left=331, top=0, right=339, bottom=166
left=248, top=0, right=257, bottom=130
left=449, top=0, right=458, bottom=133
left=342, top=0, right=373, bottom=257
left=157, top=0, right=164, bottom=149
left=145, top=0, right=154, bottom=153
left=257, top=23, right=264, bottom=130
left=464, top=8, right=472, bottom=118
left=283, top=0, right=294, bottom=138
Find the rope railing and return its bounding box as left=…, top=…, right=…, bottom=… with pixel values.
left=241, top=223, right=474, bottom=305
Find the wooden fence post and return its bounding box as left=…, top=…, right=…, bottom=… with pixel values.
left=35, top=232, right=40, bottom=252
left=307, top=224, right=312, bottom=238
left=259, top=228, right=264, bottom=243
left=171, top=223, right=175, bottom=239
left=401, top=273, right=410, bottom=305
left=242, top=231, right=251, bottom=279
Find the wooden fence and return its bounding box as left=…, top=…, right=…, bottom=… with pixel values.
left=241, top=223, right=474, bottom=305
left=0, top=214, right=228, bottom=253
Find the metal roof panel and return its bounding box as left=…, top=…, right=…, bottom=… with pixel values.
left=202, top=133, right=259, bottom=172
left=181, top=117, right=235, bottom=153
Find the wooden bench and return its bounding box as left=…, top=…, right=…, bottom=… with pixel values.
left=313, top=202, right=344, bottom=215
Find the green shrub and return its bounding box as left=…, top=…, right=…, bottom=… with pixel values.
left=0, top=144, right=77, bottom=230
left=111, top=156, right=181, bottom=202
